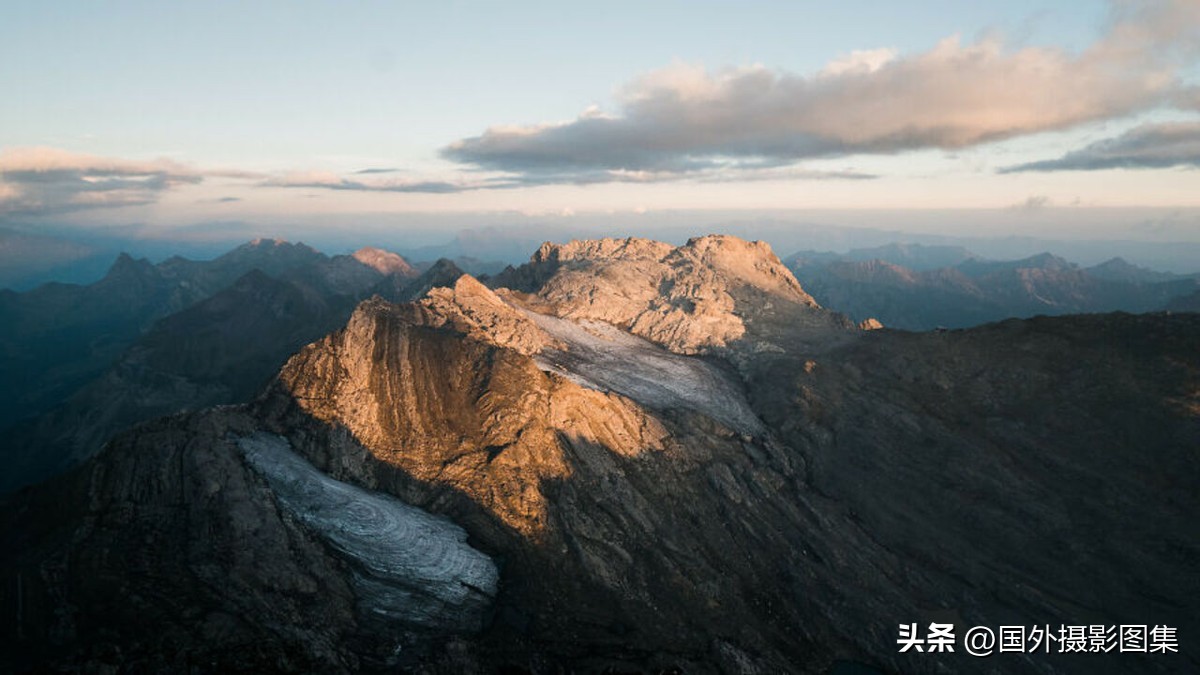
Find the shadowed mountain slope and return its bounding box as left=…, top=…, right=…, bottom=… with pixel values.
left=0, top=239, right=334, bottom=428
left=0, top=249, right=429, bottom=493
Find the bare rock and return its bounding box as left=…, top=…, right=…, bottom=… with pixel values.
left=352, top=246, right=417, bottom=277
left=498, top=234, right=847, bottom=355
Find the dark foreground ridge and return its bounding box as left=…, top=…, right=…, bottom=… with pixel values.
left=1, top=235, right=1196, bottom=674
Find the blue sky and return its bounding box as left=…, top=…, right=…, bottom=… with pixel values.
left=1, top=0, right=1198, bottom=244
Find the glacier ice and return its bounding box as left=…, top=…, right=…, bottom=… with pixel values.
left=237, top=432, right=498, bottom=630
left=520, top=310, right=765, bottom=436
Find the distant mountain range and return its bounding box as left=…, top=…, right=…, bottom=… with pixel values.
left=786, top=243, right=1200, bottom=330
left=0, top=239, right=325, bottom=430
left=0, top=240, right=444, bottom=491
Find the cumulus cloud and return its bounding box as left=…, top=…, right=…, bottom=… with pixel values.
left=443, top=0, right=1199, bottom=183
left=0, top=147, right=259, bottom=217
left=1001, top=120, right=1200, bottom=171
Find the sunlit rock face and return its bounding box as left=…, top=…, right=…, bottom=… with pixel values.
left=414, top=274, right=558, bottom=355
left=494, top=235, right=851, bottom=356
left=351, top=246, right=417, bottom=277
left=237, top=432, right=497, bottom=630
left=270, top=296, right=674, bottom=536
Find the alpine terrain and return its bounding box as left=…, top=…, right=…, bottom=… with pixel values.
left=1, top=235, right=1196, bottom=674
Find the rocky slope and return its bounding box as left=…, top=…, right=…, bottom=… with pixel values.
left=1, top=235, right=1196, bottom=674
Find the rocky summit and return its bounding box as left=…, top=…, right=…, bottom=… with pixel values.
left=495, top=235, right=841, bottom=356
left=1, top=235, right=1197, bottom=674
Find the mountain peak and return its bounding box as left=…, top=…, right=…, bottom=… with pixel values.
left=531, top=237, right=674, bottom=265
left=247, top=237, right=289, bottom=247
left=213, top=239, right=325, bottom=274
left=496, top=234, right=843, bottom=355
left=1087, top=256, right=1177, bottom=283
left=352, top=246, right=417, bottom=277
left=231, top=238, right=320, bottom=256
left=843, top=242, right=979, bottom=270
left=1022, top=251, right=1071, bottom=268
left=672, top=235, right=815, bottom=303
left=424, top=257, right=466, bottom=277
left=827, top=258, right=919, bottom=285
left=419, top=274, right=556, bottom=355
left=103, top=251, right=156, bottom=279
left=955, top=251, right=1074, bottom=279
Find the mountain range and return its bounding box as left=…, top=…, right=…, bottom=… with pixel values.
left=786, top=244, right=1199, bottom=330
left=0, top=234, right=1196, bottom=673
left=0, top=240, right=443, bottom=492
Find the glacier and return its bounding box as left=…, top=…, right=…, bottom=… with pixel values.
left=237, top=432, right=498, bottom=630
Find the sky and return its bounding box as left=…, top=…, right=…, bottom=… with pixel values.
left=1, top=0, right=1199, bottom=249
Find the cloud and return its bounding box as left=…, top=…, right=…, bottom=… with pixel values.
left=818, top=48, right=899, bottom=77
left=0, top=147, right=261, bottom=217
left=0, top=147, right=200, bottom=215
left=1000, top=120, right=1200, bottom=171
left=259, top=161, right=877, bottom=195
left=1172, top=86, right=1200, bottom=111
left=492, top=163, right=876, bottom=187
left=443, top=0, right=1199, bottom=184
left=1011, top=194, right=1053, bottom=211
left=261, top=171, right=504, bottom=193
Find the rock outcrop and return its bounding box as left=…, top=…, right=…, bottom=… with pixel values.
left=496, top=235, right=850, bottom=356
left=352, top=246, right=418, bottom=278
